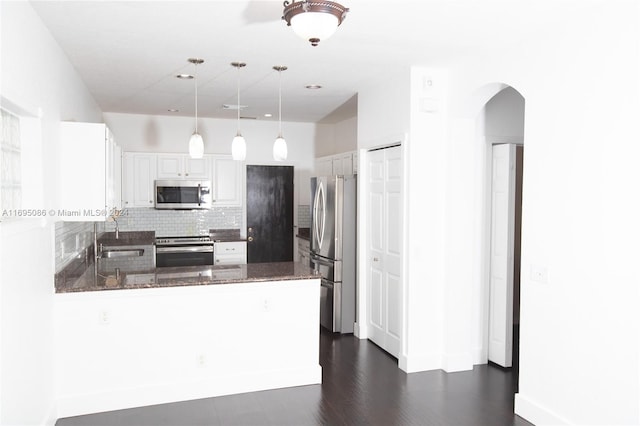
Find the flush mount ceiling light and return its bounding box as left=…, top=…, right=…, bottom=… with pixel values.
left=187, top=58, right=204, bottom=159
left=282, top=1, right=349, bottom=47
left=231, top=62, right=247, bottom=162
left=273, top=65, right=288, bottom=161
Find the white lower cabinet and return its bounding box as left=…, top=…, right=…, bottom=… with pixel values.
left=214, top=241, right=247, bottom=265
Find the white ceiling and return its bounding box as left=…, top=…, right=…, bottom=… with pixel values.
left=30, top=0, right=584, bottom=124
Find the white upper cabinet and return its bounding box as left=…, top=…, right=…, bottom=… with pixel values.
left=315, top=157, right=333, bottom=176
left=332, top=157, right=344, bottom=175
left=156, top=154, right=209, bottom=179
left=113, top=145, right=123, bottom=210
left=123, top=153, right=157, bottom=207
left=121, top=153, right=243, bottom=208
left=315, top=151, right=357, bottom=176
left=211, top=155, right=243, bottom=206
left=59, top=122, right=121, bottom=221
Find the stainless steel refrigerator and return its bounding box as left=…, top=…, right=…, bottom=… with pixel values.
left=310, top=175, right=356, bottom=333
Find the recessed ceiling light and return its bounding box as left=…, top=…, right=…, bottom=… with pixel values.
left=167, top=109, right=179, bottom=112
left=176, top=73, right=194, bottom=79
left=264, top=113, right=273, bottom=118
left=305, top=84, right=322, bottom=89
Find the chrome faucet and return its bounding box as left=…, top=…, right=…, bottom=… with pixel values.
left=114, top=217, right=119, bottom=239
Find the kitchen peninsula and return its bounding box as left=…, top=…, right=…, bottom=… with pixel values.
left=54, top=237, right=321, bottom=419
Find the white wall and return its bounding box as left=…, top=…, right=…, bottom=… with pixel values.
left=357, top=3, right=639, bottom=425
left=484, top=87, right=525, bottom=142
left=357, top=69, right=410, bottom=149
left=0, top=2, right=103, bottom=425
left=445, top=3, right=639, bottom=425
left=104, top=112, right=315, bottom=170
left=314, top=117, right=357, bottom=158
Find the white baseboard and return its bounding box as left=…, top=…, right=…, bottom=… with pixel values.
left=353, top=322, right=367, bottom=339
left=442, top=351, right=473, bottom=373
left=472, top=345, right=487, bottom=365
left=399, top=352, right=442, bottom=373
left=42, top=403, right=58, bottom=426
left=56, top=365, right=322, bottom=419
left=515, top=393, right=571, bottom=425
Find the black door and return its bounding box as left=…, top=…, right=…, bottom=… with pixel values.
left=246, top=165, right=294, bottom=263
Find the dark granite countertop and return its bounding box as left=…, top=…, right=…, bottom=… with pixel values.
left=209, top=228, right=245, bottom=242
left=56, top=261, right=319, bottom=293
left=296, top=227, right=310, bottom=241
left=98, top=231, right=155, bottom=246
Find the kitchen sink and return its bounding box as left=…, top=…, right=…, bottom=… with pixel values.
left=99, top=248, right=144, bottom=258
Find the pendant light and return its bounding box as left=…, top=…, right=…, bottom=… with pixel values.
left=273, top=65, right=288, bottom=161
left=282, top=0, right=349, bottom=47
left=231, top=62, right=247, bottom=161
left=188, top=58, right=204, bottom=159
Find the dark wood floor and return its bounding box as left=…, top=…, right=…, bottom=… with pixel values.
left=57, top=329, right=531, bottom=426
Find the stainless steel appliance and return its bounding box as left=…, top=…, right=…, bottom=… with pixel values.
left=154, top=179, right=211, bottom=210
left=155, top=236, right=214, bottom=267
left=310, top=175, right=356, bottom=333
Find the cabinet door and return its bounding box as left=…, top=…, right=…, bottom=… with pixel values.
left=352, top=151, right=358, bottom=174
left=212, top=155, right=242, bottom=206
left=123, top=153, right=156, bottom=208
left=156, top=154, right=183, bottom=178
left=59, top=122, right=107, bottom=221
left=214, top=241, right=247, bottom=265
left=315, top=157, right=333, bottom=176
left=184, top=157, right=209, bottom=179
left=332, top=157, right=344, bottom=175
left=341, top=153, right=354, bottom=175
left=113, top=145, right=122, bottom=210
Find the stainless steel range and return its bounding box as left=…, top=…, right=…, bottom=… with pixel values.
left=155, top=236, right=214, bottom=267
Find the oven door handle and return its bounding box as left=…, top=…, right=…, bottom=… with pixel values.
left=156, top=246, right=213, bottom=254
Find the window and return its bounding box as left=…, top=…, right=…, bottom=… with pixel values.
left=0, top=108, right=22, bottom=210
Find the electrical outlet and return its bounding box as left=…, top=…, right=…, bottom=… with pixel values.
left=99, top=310, right=110, bottom=325
left=196, top=354, right=207, bottom=368
left=530, top=265, right=548, bottom=284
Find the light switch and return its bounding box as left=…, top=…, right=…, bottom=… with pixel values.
left=530, top=265, right=548, bottom=284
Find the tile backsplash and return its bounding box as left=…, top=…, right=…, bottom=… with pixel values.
left=55, top=205, right=308, bottom=272
left=106, top=207, right=243, bottom=237
left=298, top=204, right=310, bottom=228
left=54, top=221, right=96, bottom=272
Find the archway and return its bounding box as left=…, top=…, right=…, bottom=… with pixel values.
left=476, top=84, right=526, bottom=391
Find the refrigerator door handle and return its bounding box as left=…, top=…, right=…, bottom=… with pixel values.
left=313, top=181, right=326, bottom=250
left=311, top=255, right=333, bottom=268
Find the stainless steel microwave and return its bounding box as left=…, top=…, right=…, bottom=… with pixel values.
left=154, top=179, right=212, bottom=210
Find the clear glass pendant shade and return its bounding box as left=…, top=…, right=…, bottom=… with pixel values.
left=189, top=132, right=204, bottom=159
left=232, top=134, right=247, bottom=161
left=273, top=136, right=287, bottom=161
